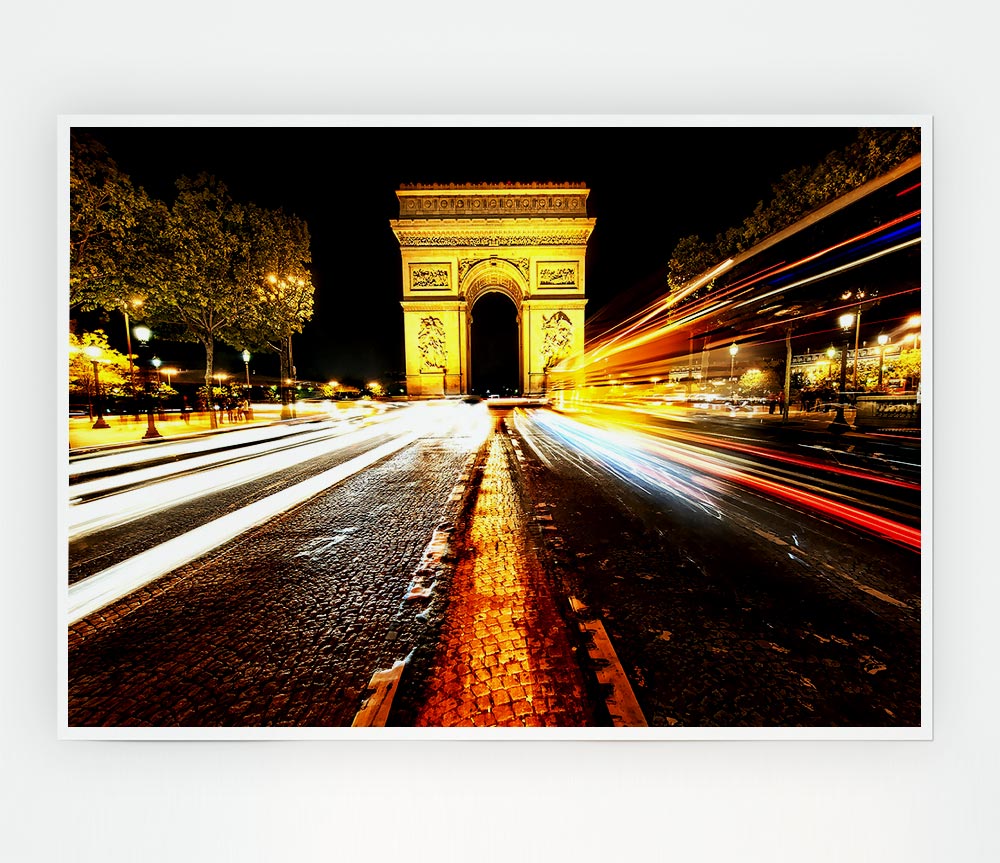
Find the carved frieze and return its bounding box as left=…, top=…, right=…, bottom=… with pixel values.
left=398, top=193, right=588, bottom=218
left=411, top=266, right=449, bottom=289
left=538, top=265, right=577, bottom=286
left=397, top=232, right=592, bottom=247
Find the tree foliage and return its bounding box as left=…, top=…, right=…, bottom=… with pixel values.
left=737, top=367, right=780, bottom=397
left=69, top=330, right=130, bottom=395
left=666, top=128, right=921, bottom=292
left=70, top=133, right=168, bottom=314
left=226, top=204, right=315, bottom=403
left=69, top=137, right=318, bottom=426
left=152, top=174, right=250, bottom=384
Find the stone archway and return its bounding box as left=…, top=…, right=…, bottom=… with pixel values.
left=391, top=183, right=595, bottom=398
left=469, top=290, right=521, bottom=396
left=463, top=259, right=526, bottom=393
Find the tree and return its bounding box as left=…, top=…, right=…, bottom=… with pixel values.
left=886, top=348, right=922, bottom=389
left=667, top=128, right=921, bottom=293
left=227, top=204, right=315, bottom=418
left=70, top=133, right=168, bottom=315
left=737, top=368, right=780, bottom=398
left=69, top=330, right=130, bottom=417
left=153, top=174, right=250, bottom=427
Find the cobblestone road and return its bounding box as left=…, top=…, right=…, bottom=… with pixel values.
left=68, top=408, right=484, bottom=727
left=411, top=420, right=592, bottom=728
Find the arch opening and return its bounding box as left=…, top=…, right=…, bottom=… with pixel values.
left=470, top=292, right=519, bottom=396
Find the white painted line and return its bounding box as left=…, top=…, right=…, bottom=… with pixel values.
left=352, top=660, right=406, bottom=727
left=67, top=431, right=421, bottom=625
left=581, top=619, right=648, bottom=727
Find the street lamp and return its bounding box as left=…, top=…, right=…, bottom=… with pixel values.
left=877, top=333, right=889, bottom=389
left=83, top=345, right=109, bottom=429
left=150, top=357, right=166, bottom=421
left=122, top=297, right=142, bottom=409
left=242, top=350, right=251, bottom=388
left=829, top=312, right=855, bottom=433
left=132, top=325, right=161, bottom=440
left=729, top=343, right=739, bottom=397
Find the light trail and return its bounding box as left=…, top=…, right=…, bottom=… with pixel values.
left=68, top=402, right=390, bottom=477
left=517, top=409, right=920, bottom=551
left=564, top=206, right=921, bottom=387
left=66, top=432, right=423, bottom=625
left=578, top=405, right=920, bottom=491
left=67, top=402, right=492, bottom=625
left=67, top=415, right=412, bottom=541
left=70, top=422, right=366, bottom=499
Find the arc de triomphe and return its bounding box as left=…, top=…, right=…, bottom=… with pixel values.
left=391, top=183, right=595, bottom=398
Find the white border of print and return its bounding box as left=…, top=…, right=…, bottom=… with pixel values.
left=58, top=114, right=931, bottom=741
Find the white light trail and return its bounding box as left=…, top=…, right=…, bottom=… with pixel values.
left=68, top=403, right=394, bottom=477
left=67, top=430, right=422, bottom=625
left=68, top=414, right=414, bottom=540
left=70, top=423, right=357, bottom=499
left=733, top=238, right=921, bottom=309
left=66, top=402, right=490, bottom=626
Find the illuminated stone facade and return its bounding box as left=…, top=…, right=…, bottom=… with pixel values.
left=392, top=183, right=594, bottom=397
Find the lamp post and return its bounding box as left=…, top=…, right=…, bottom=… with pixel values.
left=826, top=345, right=836, bottom=381
left=828, top=312, right=855, bottom=433
left=729, top=343, right=739, bottom=398
left=242, top=350, right=251, bottom=388
left=123, top=297, right=142, bottom=409
left=83, top=345, right=109, bottom=429
left=877, top=333, right=889, bottom=389
left=151, top=357, right=166, bottom=421
left=851, top=309, right=863, bottom=392
left=132, top=326, right=162, bottom=440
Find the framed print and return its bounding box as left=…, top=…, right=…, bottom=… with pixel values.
left=60, top=115, right=930, bottom=740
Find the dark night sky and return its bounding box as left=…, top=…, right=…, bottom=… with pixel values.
left=78, top=123, right=862, bottom=383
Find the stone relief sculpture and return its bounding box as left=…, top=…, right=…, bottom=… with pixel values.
left=411, top=267, right=449, bottom=288
left=539, top=266, right=576, bottom=286
left=540, top=311, right=573, bottom=370
left=418, top=316, right=447, bottom=371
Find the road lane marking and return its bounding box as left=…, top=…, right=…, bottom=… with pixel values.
left=570, top=597, right=647, bottom=728
left=67, top=431, right=421, bottom=626
left=352, top=660, right=406, bottom=727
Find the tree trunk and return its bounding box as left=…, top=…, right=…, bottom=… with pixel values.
left=279, top=336, right=291, bottom=419
left=204, top=336, right=217, bottom=429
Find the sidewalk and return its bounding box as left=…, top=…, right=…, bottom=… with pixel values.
left=68, top=403, right=351, bottom=451
left=413, top=424, right=591, bottom=728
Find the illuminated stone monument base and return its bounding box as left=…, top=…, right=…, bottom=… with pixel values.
left=391, top=184, right=594, bottom=398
